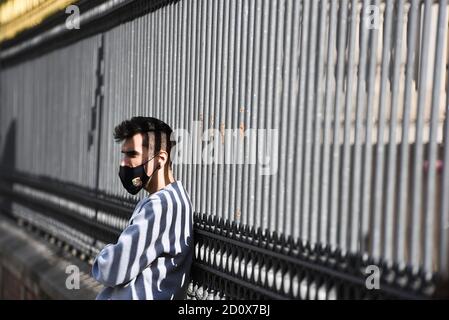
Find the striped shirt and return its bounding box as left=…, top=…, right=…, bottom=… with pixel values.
left=92, top=180, right=193, bottom=300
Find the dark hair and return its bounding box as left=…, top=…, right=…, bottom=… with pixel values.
left=114, top=116, right=174, bottom=164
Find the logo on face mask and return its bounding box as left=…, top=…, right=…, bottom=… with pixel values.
left=118, top=152, right=160, bottom=195
left=132, top=177, right=142, bottom=187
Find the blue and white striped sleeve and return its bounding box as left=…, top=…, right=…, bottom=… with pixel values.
left=92, top=196, right=165, bottom=287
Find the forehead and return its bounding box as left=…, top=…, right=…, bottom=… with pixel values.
left=121, top=133, right=146, bottom=152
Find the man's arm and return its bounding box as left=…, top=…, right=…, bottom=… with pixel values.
left=92, top=196, right=164, bottom=287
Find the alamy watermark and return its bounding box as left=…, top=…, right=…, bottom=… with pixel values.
left=65, top=5, right=80, bottom=30
left=170, top=121, right=279, bottom=176
left=365, top=265, right=381, bottom=290
left=364, top=5, right=380, bottom=30
left=65, top=265, right=80, bottom=290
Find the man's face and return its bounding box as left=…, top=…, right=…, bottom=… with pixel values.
left=120, top=133, right=149, bottom=168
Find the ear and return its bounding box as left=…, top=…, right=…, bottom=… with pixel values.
left=157, top=150, right=169, bottom=168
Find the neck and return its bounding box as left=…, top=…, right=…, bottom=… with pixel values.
left=145, top=167, right=175, bottom=195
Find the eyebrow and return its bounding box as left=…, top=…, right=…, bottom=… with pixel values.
left=121, top=150, right=140, bottom=156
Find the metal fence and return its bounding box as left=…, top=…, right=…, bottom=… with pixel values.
left=0, top=0, right=448, bottom=299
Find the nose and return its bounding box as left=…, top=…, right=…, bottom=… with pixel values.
left=120, top=157, right=130, bottom=167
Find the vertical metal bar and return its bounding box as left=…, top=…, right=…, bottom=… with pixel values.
left=110, top=27, right=116, bottom=195
left=283, top=0, right=302, bottom=237
left=410, top=0, right=432, bottom=268
left=264, top=0, right=279, bottom=232
left=243, top=0, right=258, bottom=227
left=162, top=5, right=169, bottom=145
left=224, top=0, right=235, bottom=222
left=174, top=2, right=179, bottom=182
left=136, top=16, right=142, bottom=117
left=329, top=0, right=348, bottom=248
left=154, top=10, right=160, bottom=137
left=192, top=0, right=201, bottom=215
left=170, top=4, right=176, bottom=157
left=234, top=0, right=247, bottom=226
left=124, top=22, right=131, bottom=197
left=301, top=0, right=317, bottom=242
left=198, top=0, right=207, bottom=218
left=178, top=1, right=191, bottom=192
left=205, top=0, right=216, bottom=219
left=143, top=13, right=149, bottom=124
left=277, top=0, right=294, bottom=236
left=424, top=0, right=448, bottom=273
left=211, top=0, right=224, bottom=220
left=320, top=0, right=337, bottom=246
left=292, top=0, right=310, bottom=240
left=350, top=0, right=370, bottom=254
left=227, top=0, right=238, bottom=223
left=164, top=4, right=171, bottom=156
left=174, top=1, right=182, bottom=190
left=248, top=0, right=263, bottom=229
left=130, top=20, right=136, bottom=123
left=372, top=0, right=393, bottom=259
left=383, top=0, right=404, bottom=263
left=440, top=46, right=449, bottom=275
left=254, top=0, right=270, bottom=231
left=210, top=0, right=221, bottom=219
left=106, top=31, right=113, bottom=195
left=190, top=0, right=199, bottom=216
left=159, top=9, right=166, bottom=121
left=310, top=0, right=327, bottom=246
left=339, top=0, right=357, bottom=251
left=217, top=0, right=230, bottom=220
left=239, top=0, right=251, bottom=227
left=396, top=0, right=419, bottom=266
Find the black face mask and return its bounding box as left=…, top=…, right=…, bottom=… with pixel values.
left=118, top=153, right=160, bottom=195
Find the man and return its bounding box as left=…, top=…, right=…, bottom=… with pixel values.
left=92, top=116, right=193, bottom=300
